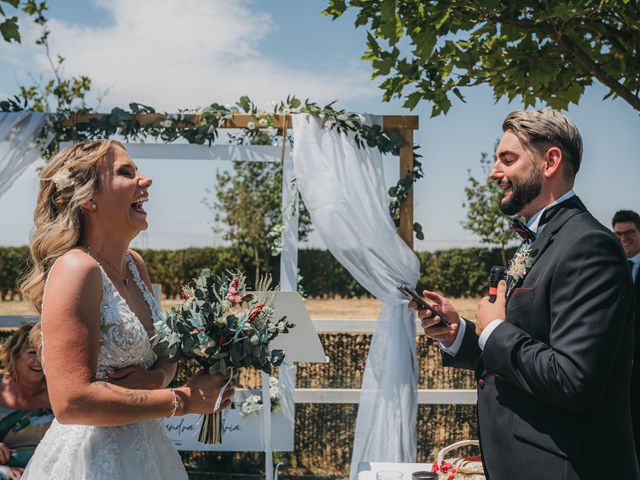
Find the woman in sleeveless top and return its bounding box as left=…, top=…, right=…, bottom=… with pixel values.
left=0, top=325, right=51, bottom=480
left=19, top=140, right=234, bottom=479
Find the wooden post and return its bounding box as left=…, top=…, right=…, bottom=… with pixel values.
left=398, top=128, right=414, bottom=250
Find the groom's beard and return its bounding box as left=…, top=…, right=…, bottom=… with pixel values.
left=499, top=167, right=543, bottom=216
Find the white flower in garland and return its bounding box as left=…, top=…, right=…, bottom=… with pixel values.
left=247, top=121, right=256, bottom=130
left=258, top=118, right=269, bottom=127
left=51, top=168, right=73, bottom=191
left=508, top=248, right=535, bottom=283
left=324, top=118, right=336, bottom=129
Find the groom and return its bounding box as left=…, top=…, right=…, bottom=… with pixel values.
left=418, top=109, right=638, bottom=480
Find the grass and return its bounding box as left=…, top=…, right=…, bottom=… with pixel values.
left=1, top=296, right=481, bottom=319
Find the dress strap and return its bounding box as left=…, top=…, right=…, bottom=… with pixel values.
left=125, top=253, right=163, bottom=324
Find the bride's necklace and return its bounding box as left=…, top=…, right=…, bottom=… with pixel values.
left=85, top=245, right=129, bottom=287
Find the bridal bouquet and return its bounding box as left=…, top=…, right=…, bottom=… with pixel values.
left=153, top=269, right=294, bottom=443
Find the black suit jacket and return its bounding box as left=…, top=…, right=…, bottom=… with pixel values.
left=631, top=263, right=640, bottom=462
left=443, top=196, right=639, bottom=480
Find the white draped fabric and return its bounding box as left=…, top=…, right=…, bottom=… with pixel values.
left=291, top=114, right=421, bottom=480
left=0, top=112, right=50, bottom=199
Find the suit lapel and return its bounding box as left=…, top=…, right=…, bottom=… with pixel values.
left=507, top=196, right=586, bottom=301
left=529, top=196, right=586, bottom=265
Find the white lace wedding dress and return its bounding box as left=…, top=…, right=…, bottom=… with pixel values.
left=23, top=254, right=188, bottom=479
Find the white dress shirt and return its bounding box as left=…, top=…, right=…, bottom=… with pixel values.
left=441, top=189, right=576, bottom=356
left=629, top=252, right=640, bottom=282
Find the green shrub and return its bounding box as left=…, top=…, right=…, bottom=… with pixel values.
left=0, top=245, right=516, bottom=300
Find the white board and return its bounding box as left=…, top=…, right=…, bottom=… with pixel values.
left=163, top=389, right=294, bottom=451
left=270, top=292, right=327, bottom=363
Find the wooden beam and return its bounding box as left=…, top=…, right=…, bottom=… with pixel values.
left=59, top=113, right=419, bottom=131
left=398, top=127, right=415, bottom=249
left=382, top=115, right=419, bottom=131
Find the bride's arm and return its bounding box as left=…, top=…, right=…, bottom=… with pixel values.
left=41, top=252, right=227, bottom=426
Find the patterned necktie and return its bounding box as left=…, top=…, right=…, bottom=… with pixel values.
left=512, top=218, right=536, bottom=243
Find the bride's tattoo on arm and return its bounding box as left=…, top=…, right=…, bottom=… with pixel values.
left=97, top=381, right=151, bottom=405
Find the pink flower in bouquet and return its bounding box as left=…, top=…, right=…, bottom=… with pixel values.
left=180, top=291, right=191, bottom=301
left=249, top=304, right=265, bottom=321
left=228, top=294, right=243, bottom=304
left=227, top=278, right=243, bottom=303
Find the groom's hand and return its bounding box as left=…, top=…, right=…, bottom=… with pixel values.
left=475, top=280, right=507, bottom=336
left=411, top=290, right=461, bottom=348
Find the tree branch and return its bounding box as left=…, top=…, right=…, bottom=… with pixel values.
left=558, top=33, right=640, bottom=111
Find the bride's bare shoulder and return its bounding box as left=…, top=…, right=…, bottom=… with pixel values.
left=47, top=248, right=102, bottom=292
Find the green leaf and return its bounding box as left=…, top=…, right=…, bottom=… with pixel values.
left=403, top=91, right=422, bottom=110
left=0, top=17, right=20, bottom=43
left=237, top=95, right=251, bottom=113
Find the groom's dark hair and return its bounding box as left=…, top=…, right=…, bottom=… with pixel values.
left=503, top=109, right=583, bottom=179
left=612, top=210, right=640, bottom=231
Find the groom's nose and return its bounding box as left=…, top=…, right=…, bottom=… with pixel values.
left=489, top=160, right=503, bottom=181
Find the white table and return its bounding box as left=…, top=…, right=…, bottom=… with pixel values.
left=357, top=462, right=434, bottom=480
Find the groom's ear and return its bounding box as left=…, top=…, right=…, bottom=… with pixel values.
left=541, top=146, right=563, bottom=179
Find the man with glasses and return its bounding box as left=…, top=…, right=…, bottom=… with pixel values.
left=613, top=209, right=640, bottom=462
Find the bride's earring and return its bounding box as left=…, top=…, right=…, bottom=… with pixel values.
left=90, top=202, right=97, bottom=210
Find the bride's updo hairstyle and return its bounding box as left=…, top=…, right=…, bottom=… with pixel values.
left=20, top=140, right=124, bottom=312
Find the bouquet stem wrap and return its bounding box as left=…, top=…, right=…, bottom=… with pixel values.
left=198, top=411, right=222, bottom=444
left=198, top=369, right=236, bottom=444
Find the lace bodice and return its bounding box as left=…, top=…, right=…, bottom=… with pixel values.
left=95, top=254, right=160, bottom=380
left=24, top=253, right=188, bottom=479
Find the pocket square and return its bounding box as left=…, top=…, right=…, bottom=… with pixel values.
left=512, top=287, right=534, bottom=297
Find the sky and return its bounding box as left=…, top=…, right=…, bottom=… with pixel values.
left=0, top=0, right=638, bottom=251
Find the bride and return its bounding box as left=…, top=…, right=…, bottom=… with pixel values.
left=19, top=140, right=232, bottom=479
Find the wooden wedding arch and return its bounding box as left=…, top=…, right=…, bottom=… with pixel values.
left=59, top=112, right=420, bottom=248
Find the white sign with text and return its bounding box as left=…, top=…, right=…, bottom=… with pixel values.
left=163, top=391, right=294, bottom=451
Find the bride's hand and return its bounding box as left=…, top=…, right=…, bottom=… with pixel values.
left=176, top=371, right=235, bottom=415
left=106, top=366, right=164, bottom=390
left=0, top=442, right=14, bottom=464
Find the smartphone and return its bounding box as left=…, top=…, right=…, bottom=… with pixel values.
left=396, top=284, right=451, bottom=327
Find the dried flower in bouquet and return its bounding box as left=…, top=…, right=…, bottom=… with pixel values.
left=153, top=269, right=295, bottom=443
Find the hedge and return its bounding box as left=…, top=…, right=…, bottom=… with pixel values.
left=0, top=245, right=516, bottom=300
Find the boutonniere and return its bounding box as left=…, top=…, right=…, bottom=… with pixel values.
left=507, top=247, right=539, bottom=294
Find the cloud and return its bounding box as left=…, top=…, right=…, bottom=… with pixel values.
left=19, top=0, right=378, bottom=111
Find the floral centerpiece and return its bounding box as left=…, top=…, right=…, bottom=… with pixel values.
left=153, top=269, right=294, bottom=443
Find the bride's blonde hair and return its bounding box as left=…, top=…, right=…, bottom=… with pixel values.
left=20, top=140, right=124, bottom=312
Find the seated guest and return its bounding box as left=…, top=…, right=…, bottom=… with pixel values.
left=0, top=325, right=51, bottom=480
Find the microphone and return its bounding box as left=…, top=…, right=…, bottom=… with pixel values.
left=489, top=266, right=508, bottom=303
